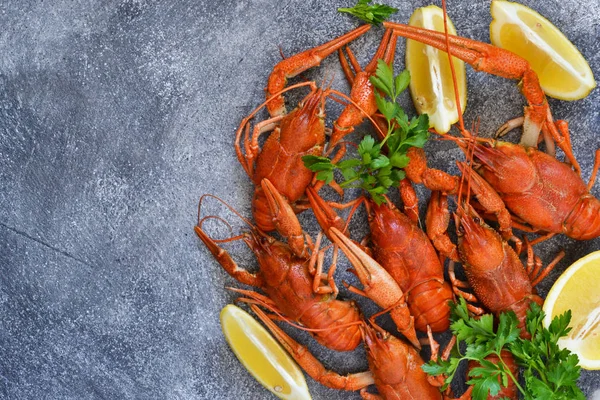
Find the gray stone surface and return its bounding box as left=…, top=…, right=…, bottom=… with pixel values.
left=1, top=0, right=599, bottom=399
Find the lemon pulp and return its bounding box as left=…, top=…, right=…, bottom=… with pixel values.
left=490, top=0, right=596, bottom=100
left=543, top=251, right=600, bottom=369
left=220, top=304, right=312, bottom=399
left=406, top=5, right=467, bottom=134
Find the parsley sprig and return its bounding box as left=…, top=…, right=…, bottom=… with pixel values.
left=338, top=0, right=398, bottom=25
left=303, top=60, right=429, bottom=205
left=511, top=304, right=584, bottom=400
left=422, top=298, right=585, bottom=400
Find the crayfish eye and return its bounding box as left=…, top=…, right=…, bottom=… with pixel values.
left=260, top=236, right=269, bottom=245
left=473, top=217, right=481, bottom=224
left=458, top=225, right=465, bottom=235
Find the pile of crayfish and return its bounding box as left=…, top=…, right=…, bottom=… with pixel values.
left=195, top=3, right=600, bottom=399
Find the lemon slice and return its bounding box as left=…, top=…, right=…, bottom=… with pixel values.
left=490, top=0, right=596, bottom=100
left=543, top=250, right=600, bottom=370
left=406, top=5, right=467, bottom=134
left=220, top=304, right=312, bottom=399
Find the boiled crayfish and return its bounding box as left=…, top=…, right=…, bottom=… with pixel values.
left=195, top=192, right=362, bottom=352
left=383, top=20, right=600, bottom=243
left=195, top=185, right=420, bottom=351
left=307, top=187, right=453, bottom=333
left=235, top=25, right=371, bottom=257
left=250, top=303, right=464, bottom=399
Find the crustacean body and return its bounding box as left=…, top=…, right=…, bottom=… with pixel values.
left=236, top=25, right=372, bottom=257
left=251, top=303, right=455, bottom=400
left=383, top=21, right=600, bottom=243
left=307, top=187, right=453, bottom=333
left=235, top=83, right=329, bottom=258
left=195, top=187, right=420, bottom=351
left=365, top=199, right=453, bottom=332
left=452, top=199, right=561, bottom=335
left=195, top=192, right=362, bottom=352
left=451, top=194, right=563, bottom=399
left=464, top=140, right=600, bottom=240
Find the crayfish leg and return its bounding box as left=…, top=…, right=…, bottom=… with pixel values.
left=426, top=191, right=459, bottom=262
left=265, top=24, right=371, bottom=117
left=260, top=178, right=307, bottom=258
left=329, top=227, right=420, bottom=349
left=307, top=234, right=339, bottom=296
left=447, top=262, right=485, bottom=316
left=399, top=178, right=420, bottom=224
left=194, top=225, right=263, bottom=288
left=249, top=304, right=375, bottom=391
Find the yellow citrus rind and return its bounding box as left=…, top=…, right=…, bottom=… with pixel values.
left=406, top=5, right=467, bottom=134
left=220, top=304, right=312, bottom=399
left=543, top=250, right=600, bottom=370
left=490, top=0, right=596, bottom=100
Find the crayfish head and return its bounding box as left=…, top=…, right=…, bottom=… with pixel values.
left=454, top=203, right=505, bottom=270
left=243, top=230, right=301, bottom=286
left=361, top=323, right=407, bottom=382
left=366, top=198, right=413, bottom=247
left=243, top=229, right=293, bottom=262
left=472, top=140, right=537, bottom=194
left=278, top=87, right=326, bottom=152
left=361, top=322, right=436, bottom=395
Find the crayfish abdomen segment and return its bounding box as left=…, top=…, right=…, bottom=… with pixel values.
left=409, top=279, right=453, bottom=332
left=252, top=188, right=277, bottom=232
left=507, top=295, right=543, bottom=339
left=254, top=240, right=363, bottom=351
left=301, top=299, right=363, bottom=352
left=565, top=196, right=600, bottom=239
left=369, top=201, right=452, bottom=332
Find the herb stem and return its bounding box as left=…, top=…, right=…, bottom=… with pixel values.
left=496, top=351, right=526, bottom=397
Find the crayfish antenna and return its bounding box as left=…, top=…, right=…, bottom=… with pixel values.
left=197, top=193, right=257, bottom=232
left=441, top=0, right=467, bottom=137
left=195, top=195, right=264, bottom=288
left=249, top=304, right=375, bottom=391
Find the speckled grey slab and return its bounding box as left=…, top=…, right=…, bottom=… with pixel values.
left=1, top=0, right=599, bottom=399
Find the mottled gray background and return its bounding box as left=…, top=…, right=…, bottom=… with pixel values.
left=1, top=0, right=599, bottom=399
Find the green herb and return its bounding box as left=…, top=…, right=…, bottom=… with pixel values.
left=422, top=298, right=585, bottom=400
left=338, top=0, right=398, bottom=25
left=511, top=303, right=585, bottom=400
left=303, top=60, right=429, bottom=205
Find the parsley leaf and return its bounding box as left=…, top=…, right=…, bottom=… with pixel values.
left=509, top=303, right=585, bottom=400
left=303, top=60, right=429, bottom=204
left=423, top=298, right=586, bottom=400
left=338, top=0, right=398, bottom=25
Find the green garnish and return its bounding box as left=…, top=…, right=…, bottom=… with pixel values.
left=422, top=298, right=585, bottom=400
left=303, top=60, right=429, bottom=205
left=338, top=0, right=398, bottom=25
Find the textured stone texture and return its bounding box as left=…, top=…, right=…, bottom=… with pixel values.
left=1, top=0, right=599, bottom=399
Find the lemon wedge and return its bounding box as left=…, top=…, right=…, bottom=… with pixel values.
left=543, top=250, right=600, bottom=370
left=490, top=0, right=596, bottom=100
left=220, top=304, right=312, bottom=399
left=406, top=5, right=467, bottom=134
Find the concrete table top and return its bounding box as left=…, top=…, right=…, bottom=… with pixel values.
left=1, top=0, right=599, bottom=399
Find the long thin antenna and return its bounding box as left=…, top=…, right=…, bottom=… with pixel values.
left=441, top=0, right=467, bottom=136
